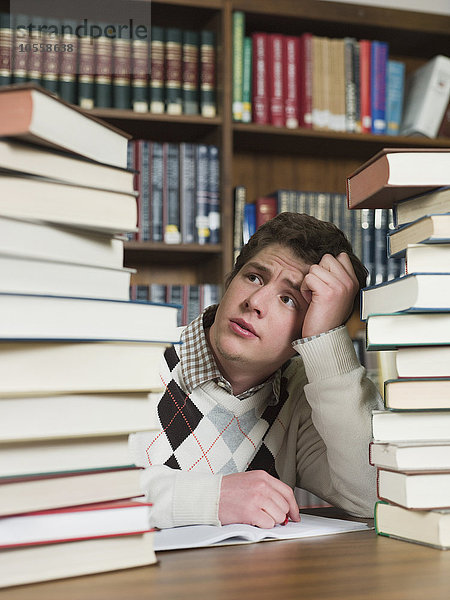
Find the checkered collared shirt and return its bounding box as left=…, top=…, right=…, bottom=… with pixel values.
left=180, top=304, right=276, bottom=401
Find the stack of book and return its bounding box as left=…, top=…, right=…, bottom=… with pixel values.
left=347, top=147, right=450, bottom=549
left=0, top=83, right=180, bottom=587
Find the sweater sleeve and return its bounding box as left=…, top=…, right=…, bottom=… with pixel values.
left=139, top=465, right=222, bottom=529
left=292, top=326, right=383, bottom=517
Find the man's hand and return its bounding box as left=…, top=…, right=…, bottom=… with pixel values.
left=218, top=470, right=300, bottom=528
left=300, top=252, right=359, bottom=338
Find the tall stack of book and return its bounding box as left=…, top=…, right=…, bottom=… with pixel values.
left=347, top=147, right=450, bottom=549
left=0, top=84, right=180, bottom=587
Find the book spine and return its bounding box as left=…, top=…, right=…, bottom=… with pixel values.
left=182, top=30, right=199, bottom=115
left=140, top=141, right=151, bottom=241
left=164, top=142, right=181, bottom=244
left=58, top=20, right=78, bottom=104
left=40, top=19, right=61, bottom=94
left=187, top=284, right=201, bottom=324
left=373, top=208, right=388, bottom=285
left=0, top=12, right=12, bottom=86
left=127, top=140, right=138, bottom=241
left=112, top=25, right=131, bottom=109
left=370, top=40, right=388, bottom=134
left=180, top=142, right=196, bottom=244
left=208, top=145, right=220, bottom=245
left=344, top=37, right=357, bottom=133
left=268, top=34, right=284, bottom=127
left=12, top=14, right=29, bottom=84
left=26, top=16, right=42, bottom=87
left=271, top=189, right=290, bottom=214
left=252, top=32, right=269, bottom=124
left=94, top=23, right=113, bottom=108
left=150, top=142, right=164, bottom=242
left=284, top=36, right=299, bottom=129
left=386, top=60, right=405, bottom=136
left=195, top=144, right=210, bottom=244
left=132, top=34, right=149, bottom=113
left=232, top=10, right=245, bottom=122
left=255, top=196, right=277, bottom=229
left=133, top=140, right=143, bottom=241
left=243, top=203, right=256, bottom=244
left=352, top=40, right=361, bottom=132
left=149, top=25, right=165, bottom=114
left=332, top=37, right=346, bottom=132
left=361, top=208, right=375, bottom=286
left=233, top=185, right=246, bottom=262
left=165, top=27, right=182, bottom=115
left=359, top=39, right=371, bottom=133
left=299, top=32, right=313, bottom=128
left=200, top=30, right=216, bottom=118
left=78, top=30, right=95, bottom=109
left=242, top=37, right=253, bottom=123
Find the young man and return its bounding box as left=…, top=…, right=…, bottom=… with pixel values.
left=134, top=213, right=383, bottom=529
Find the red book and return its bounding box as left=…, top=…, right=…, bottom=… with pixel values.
left=0, top=500, right=153, bottom=549
left=298, top=32, right=313, bottom=128
left=267, top=34, right=285, bottom=127
left=284, top=36, right=300, bottom=128
left=359, top=39, right=372, bottom=133
left=256, top=196, right=277, bottom=229
left=252, top=32, right=269, bottom=124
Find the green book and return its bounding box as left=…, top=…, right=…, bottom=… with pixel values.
left=59, top=19, right=78, bottom=104
left=200, top=29, right=216, bottom=118
left=232, top=11, right=245, bottom=121
left=0, top=12, right=13, bottom=86
left=149, top=25, right=164, bottom=114
left=242, top=36, right=252, bottom=123
left=165, top=27, right=182, bottom=115
left=12, top=14, right=29, bottom=85
left=94, top=22, right=113, bottom=108
left=78, top=24, right=95, bottom=109
left=182, top=30, right=199, bottom=115
left=112, top=23, right=131, bottom=109
left=131, top=32, right=149, bottom=113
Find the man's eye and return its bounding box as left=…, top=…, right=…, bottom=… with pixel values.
left=247, top=273, right=262, bottom=284
left=281, top=296, right=295, bottom=307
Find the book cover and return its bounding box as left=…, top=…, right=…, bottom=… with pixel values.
left=386, top=60, right=405, bottom=136
left=252, top=32, right=269, bottom=124
left=267, top=33, right=285, bottom=127
left=370, top=40, right=388, bottom=135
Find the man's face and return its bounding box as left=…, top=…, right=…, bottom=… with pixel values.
left=208, top=244, right=311, bottom=381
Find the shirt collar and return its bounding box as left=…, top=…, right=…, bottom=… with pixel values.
left=180, top=305, right=281, bottom=402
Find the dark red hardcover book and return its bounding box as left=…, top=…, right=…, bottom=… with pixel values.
left=267, top=33, right=284, bottom=127
left=283, top=36, right=300, bottom=129
left=256, top=196, right=277, bottom=229
left=252, top=32, right=269, bottom=124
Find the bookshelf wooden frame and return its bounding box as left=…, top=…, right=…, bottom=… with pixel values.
left=89, top=0, right=450, bottom=292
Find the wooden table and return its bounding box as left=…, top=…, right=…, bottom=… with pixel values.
left=3, top=526, right=450, bottom=600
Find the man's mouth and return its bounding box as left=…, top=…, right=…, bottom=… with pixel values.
left=230, top=319, right=257, bottom=337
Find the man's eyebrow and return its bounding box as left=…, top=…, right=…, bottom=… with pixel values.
left=245, top=261, right=303, bottom=293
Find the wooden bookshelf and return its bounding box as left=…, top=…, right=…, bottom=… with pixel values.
left=90, top=0, right=450, bottom=289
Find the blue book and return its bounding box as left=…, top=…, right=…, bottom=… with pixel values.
left=386, top=60, right=405, bottom=136
left=208, top=145, right=220, bottom=244
left=243, top=203, right=256, bottom=244
left=370, top=41, right=389, bottom=135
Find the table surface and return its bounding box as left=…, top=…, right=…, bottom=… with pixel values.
left=3, top=521, right=450, bottom=600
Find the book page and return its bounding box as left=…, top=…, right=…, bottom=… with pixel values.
left=154, top=514, right=371, bottom=551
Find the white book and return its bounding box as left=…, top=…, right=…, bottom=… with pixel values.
left=153, top=514, right=370, bottom=551
left=400, top=55, right=450, bottom=138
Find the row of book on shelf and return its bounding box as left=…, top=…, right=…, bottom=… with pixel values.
left=130, top=283, right=222, bottom=327
left=347, top=146, right=450, bottom=549
left=232, top=11, right=450, bottom=138
left=127, top=140, right=220, bottom=245
left=0, top=13, right=217, bottom=116
left=233, top=185, right=404, bottom=288
left=0, top=83, right=181, bottom=587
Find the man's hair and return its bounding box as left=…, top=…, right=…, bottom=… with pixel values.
left=226, top=212, right=368, bottom=293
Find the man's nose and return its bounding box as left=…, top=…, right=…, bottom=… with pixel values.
left=244, top=286, right=269, bottom=316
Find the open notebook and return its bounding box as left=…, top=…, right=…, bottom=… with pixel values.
left=154, top=514, right=371, bottom=551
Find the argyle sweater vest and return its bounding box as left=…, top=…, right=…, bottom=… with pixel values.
left=144, top=344, right=294, bottom=478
